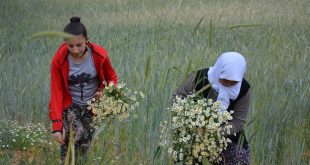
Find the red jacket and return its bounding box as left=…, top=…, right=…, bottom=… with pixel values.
left=49, top=42, right=118, bottom=132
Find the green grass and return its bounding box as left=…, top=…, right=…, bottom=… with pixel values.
left=1, top=0, right=309, bottom=164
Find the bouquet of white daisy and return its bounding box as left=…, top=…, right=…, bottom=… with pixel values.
left=160, top=94, right=234, bottom=164
left=88, top=82, right=144, bottom=127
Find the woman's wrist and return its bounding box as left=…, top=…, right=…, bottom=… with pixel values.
left=52, top=130, right=62, bottom=134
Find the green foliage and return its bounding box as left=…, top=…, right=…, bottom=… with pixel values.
left=28, top=31, right=73, bottom=40
left=0, top=119, right=50, bottom=151
left=0, top=0, right=309, bottom=164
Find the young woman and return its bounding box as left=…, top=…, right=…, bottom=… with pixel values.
left=49, top=17, right=118, bottom=163
left=172, top=52, right=251, bottom=165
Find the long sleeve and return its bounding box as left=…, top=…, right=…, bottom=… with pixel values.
left=171, top=72, right=196, bottom=102
left=226, top=88, right=251, bottom=135
left=103, top=56, right=118, bottom=85
left=49, top=56, right=64, bottom=132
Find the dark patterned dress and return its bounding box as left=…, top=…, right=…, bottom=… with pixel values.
left=60, top=103, right=95, bottom=163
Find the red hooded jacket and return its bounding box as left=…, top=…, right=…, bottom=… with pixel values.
left=49, top=42, right=118, bottom=132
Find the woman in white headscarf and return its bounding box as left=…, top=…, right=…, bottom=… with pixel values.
left=172, top=52, right=251, bottom=165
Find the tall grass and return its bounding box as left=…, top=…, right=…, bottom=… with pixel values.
left=0, top=0, right=309, bottom=164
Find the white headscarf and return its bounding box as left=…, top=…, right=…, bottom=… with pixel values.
left=207, top=52, right=246, bottom=112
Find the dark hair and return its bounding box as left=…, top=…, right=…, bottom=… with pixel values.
left=64, top=17, right=88, bottom=39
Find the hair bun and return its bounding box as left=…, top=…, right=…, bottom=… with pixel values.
left=70, top=17, right=80, bottom=23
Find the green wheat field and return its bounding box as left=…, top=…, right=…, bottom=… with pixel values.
left=0, top=0, right=309, bottom=164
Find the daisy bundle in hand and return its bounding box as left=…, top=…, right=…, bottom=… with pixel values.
left=88, top=82, right=144, bottom=127
left=160, top=94, right=234, bottom=164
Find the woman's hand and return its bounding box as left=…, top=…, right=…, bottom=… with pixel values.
left=91, top=91, right=101, bottom=103
left=52, top=132, right=65, bottom=144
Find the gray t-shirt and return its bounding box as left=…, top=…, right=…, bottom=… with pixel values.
left=68, top=49, right=99, bottom=105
